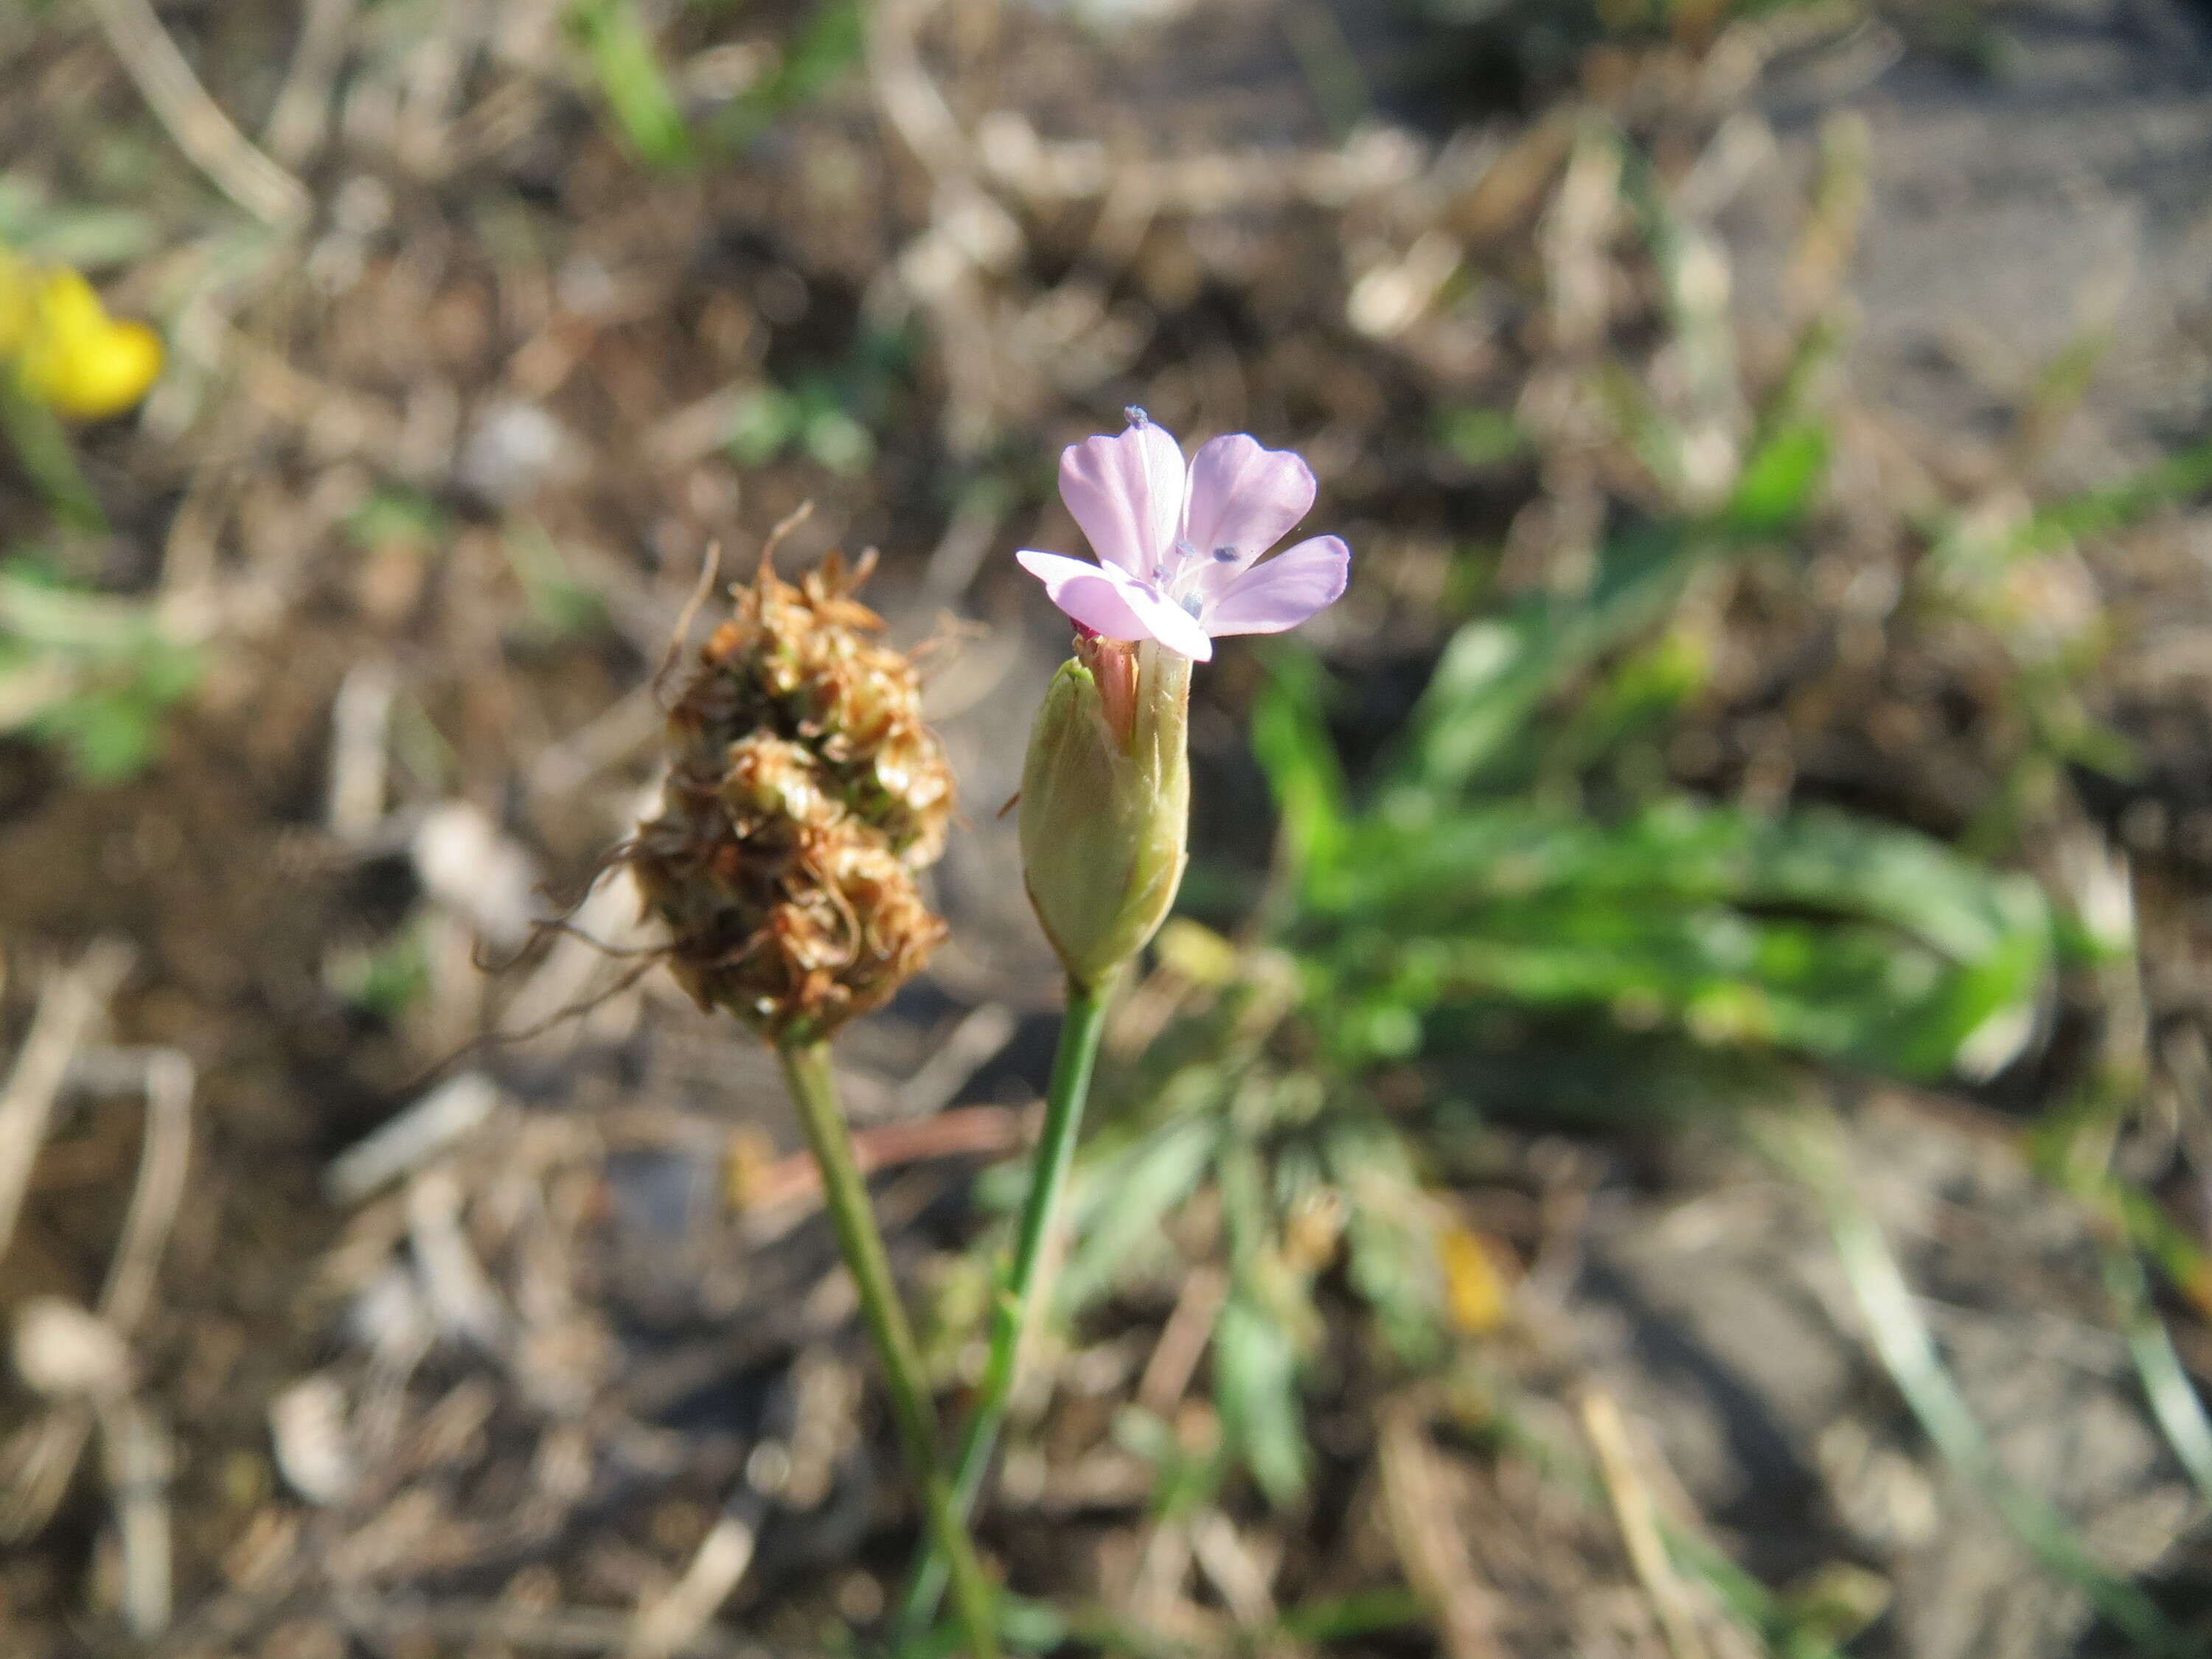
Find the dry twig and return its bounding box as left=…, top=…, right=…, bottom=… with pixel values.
left=1581, top=1388, right=1712, bottom=1659
left=262, top=0, right=360, bottom=166
left=1377, top=1399, right=1506, bottom=1659
left=2, top=1041, right=192, bottom=1632
left=0, top=942, right=134, bottom=1265
left=623, top=1489, right=770, bottom=1659
left=734, top=1105, right=1024, bottom=1240
left=83, top=0, right=311, bottom=226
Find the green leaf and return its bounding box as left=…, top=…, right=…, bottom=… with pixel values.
left=2011, top=430, right=2212, bottom=558
left=801, top=405, right=874, bottom=474
left=1276, top=1586, right=1428, bottom=1644
left=709, top=0, right=865, bottom=148
left=1327, top=797, right=2043, bottom=964
left=1330, top=1119, right=1445, bottom=1362
left=0, top=174, right=159, bottom=268
left=1725, top=420, right=1828, bottom=535
left=1435, top=406, right=1528, bottom=468
left=344, top=487, right=448, bottom=552
left=1302, top=798, right=2051, bottom=1082
left=1249, top=643, right=1348, bottom=883
left=571, top=0, right=692, bottom=169
left=503, top=523, right=606, bottom=641
left=728, top=385, right=800, bottom=465
left=332, top=925, right=432, bottom=1020
left=0, top=562, right=201, bottom=782
left=1548, top=621, right=1711, bottom=779
left=1214, top=1293, right=1308, bottom=1506
left=1110, top=1404, right=1223, bottom=1520
left=1058, top=1115, right=1217, bottom=1314
left=35, top=686, right=159, bottom=782
left=1392, top=521, right=1701, bottom=804
left=0, top=380, right=104, bottom=531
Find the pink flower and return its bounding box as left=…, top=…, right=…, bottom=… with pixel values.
left=1017, top=411, right=1349, bottom=662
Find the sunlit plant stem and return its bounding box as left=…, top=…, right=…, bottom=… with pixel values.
left=893, top=972, right=1113, bottom=1646
left=777, top=1042, right=1002, bottom=1659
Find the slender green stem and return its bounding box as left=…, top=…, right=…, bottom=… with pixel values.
left=776, top=1041, right=1001, bottom=1659
left=894, top=972, right=1115, bottom=1647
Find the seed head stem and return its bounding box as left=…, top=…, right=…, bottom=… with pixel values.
left=775, top=1041, right=1000, bottom=1659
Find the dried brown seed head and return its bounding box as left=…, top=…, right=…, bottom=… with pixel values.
left=630, top=551, right=953, bottom=1043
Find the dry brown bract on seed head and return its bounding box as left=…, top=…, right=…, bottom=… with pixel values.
left=630, top=549, right=953, bottom=1043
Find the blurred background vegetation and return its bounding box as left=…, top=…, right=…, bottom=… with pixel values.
left=5, top=0, right=2212, bottom=1655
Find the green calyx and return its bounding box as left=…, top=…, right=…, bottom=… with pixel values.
left=1018, top=639, right=1192, bottom=990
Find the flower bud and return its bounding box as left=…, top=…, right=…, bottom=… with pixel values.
left=1018, top=635, right=1192, bottom=989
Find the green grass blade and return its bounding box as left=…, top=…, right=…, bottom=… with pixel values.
left=1391, top=521, right=1700, bottom=804
left=2100, top=1239, right=2212, bottom=1512
left=1766, top=1114, right=2202, bottom=1658
left=571, top=0, right=692, bottom=168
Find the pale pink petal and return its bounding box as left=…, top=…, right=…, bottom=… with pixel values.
left=1107, top=571, right=1215, bottom=661
left=1181, top=435, right=1317, bottom=594
left=1016, top=550, right=1150, bottom=636
left=1017, top=551, right=1215, bottom=661
left=1200, top=536, right=1349, bottom=636
left=1058, top=422, right=1186, bottom=577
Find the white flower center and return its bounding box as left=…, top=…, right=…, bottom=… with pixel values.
left=1152, top=536, right=1242, bottom=613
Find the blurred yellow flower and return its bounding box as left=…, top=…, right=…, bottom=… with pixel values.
left=13, top=267, right=164, bottom=420
left=1436, top=1220, right=1511, bottom=1336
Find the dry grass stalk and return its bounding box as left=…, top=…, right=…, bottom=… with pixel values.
left=262, top=0, right=360, bottom=166
left=0, top=941, right=134, bottom=1261
left=82, top=0, right=310, bottom=226
left=731, top=1103, right=1023, bottom=1231
left=1580, top=1388, right=1713, bottom=1659
left=1135, top=1267, right=1227, bottom=1419
left=1377, top=1397, right=1506, bottom=1659
left=3, top=1040, right=193, bottom=1634
left=623, top=1507, right=762, bottom=1659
